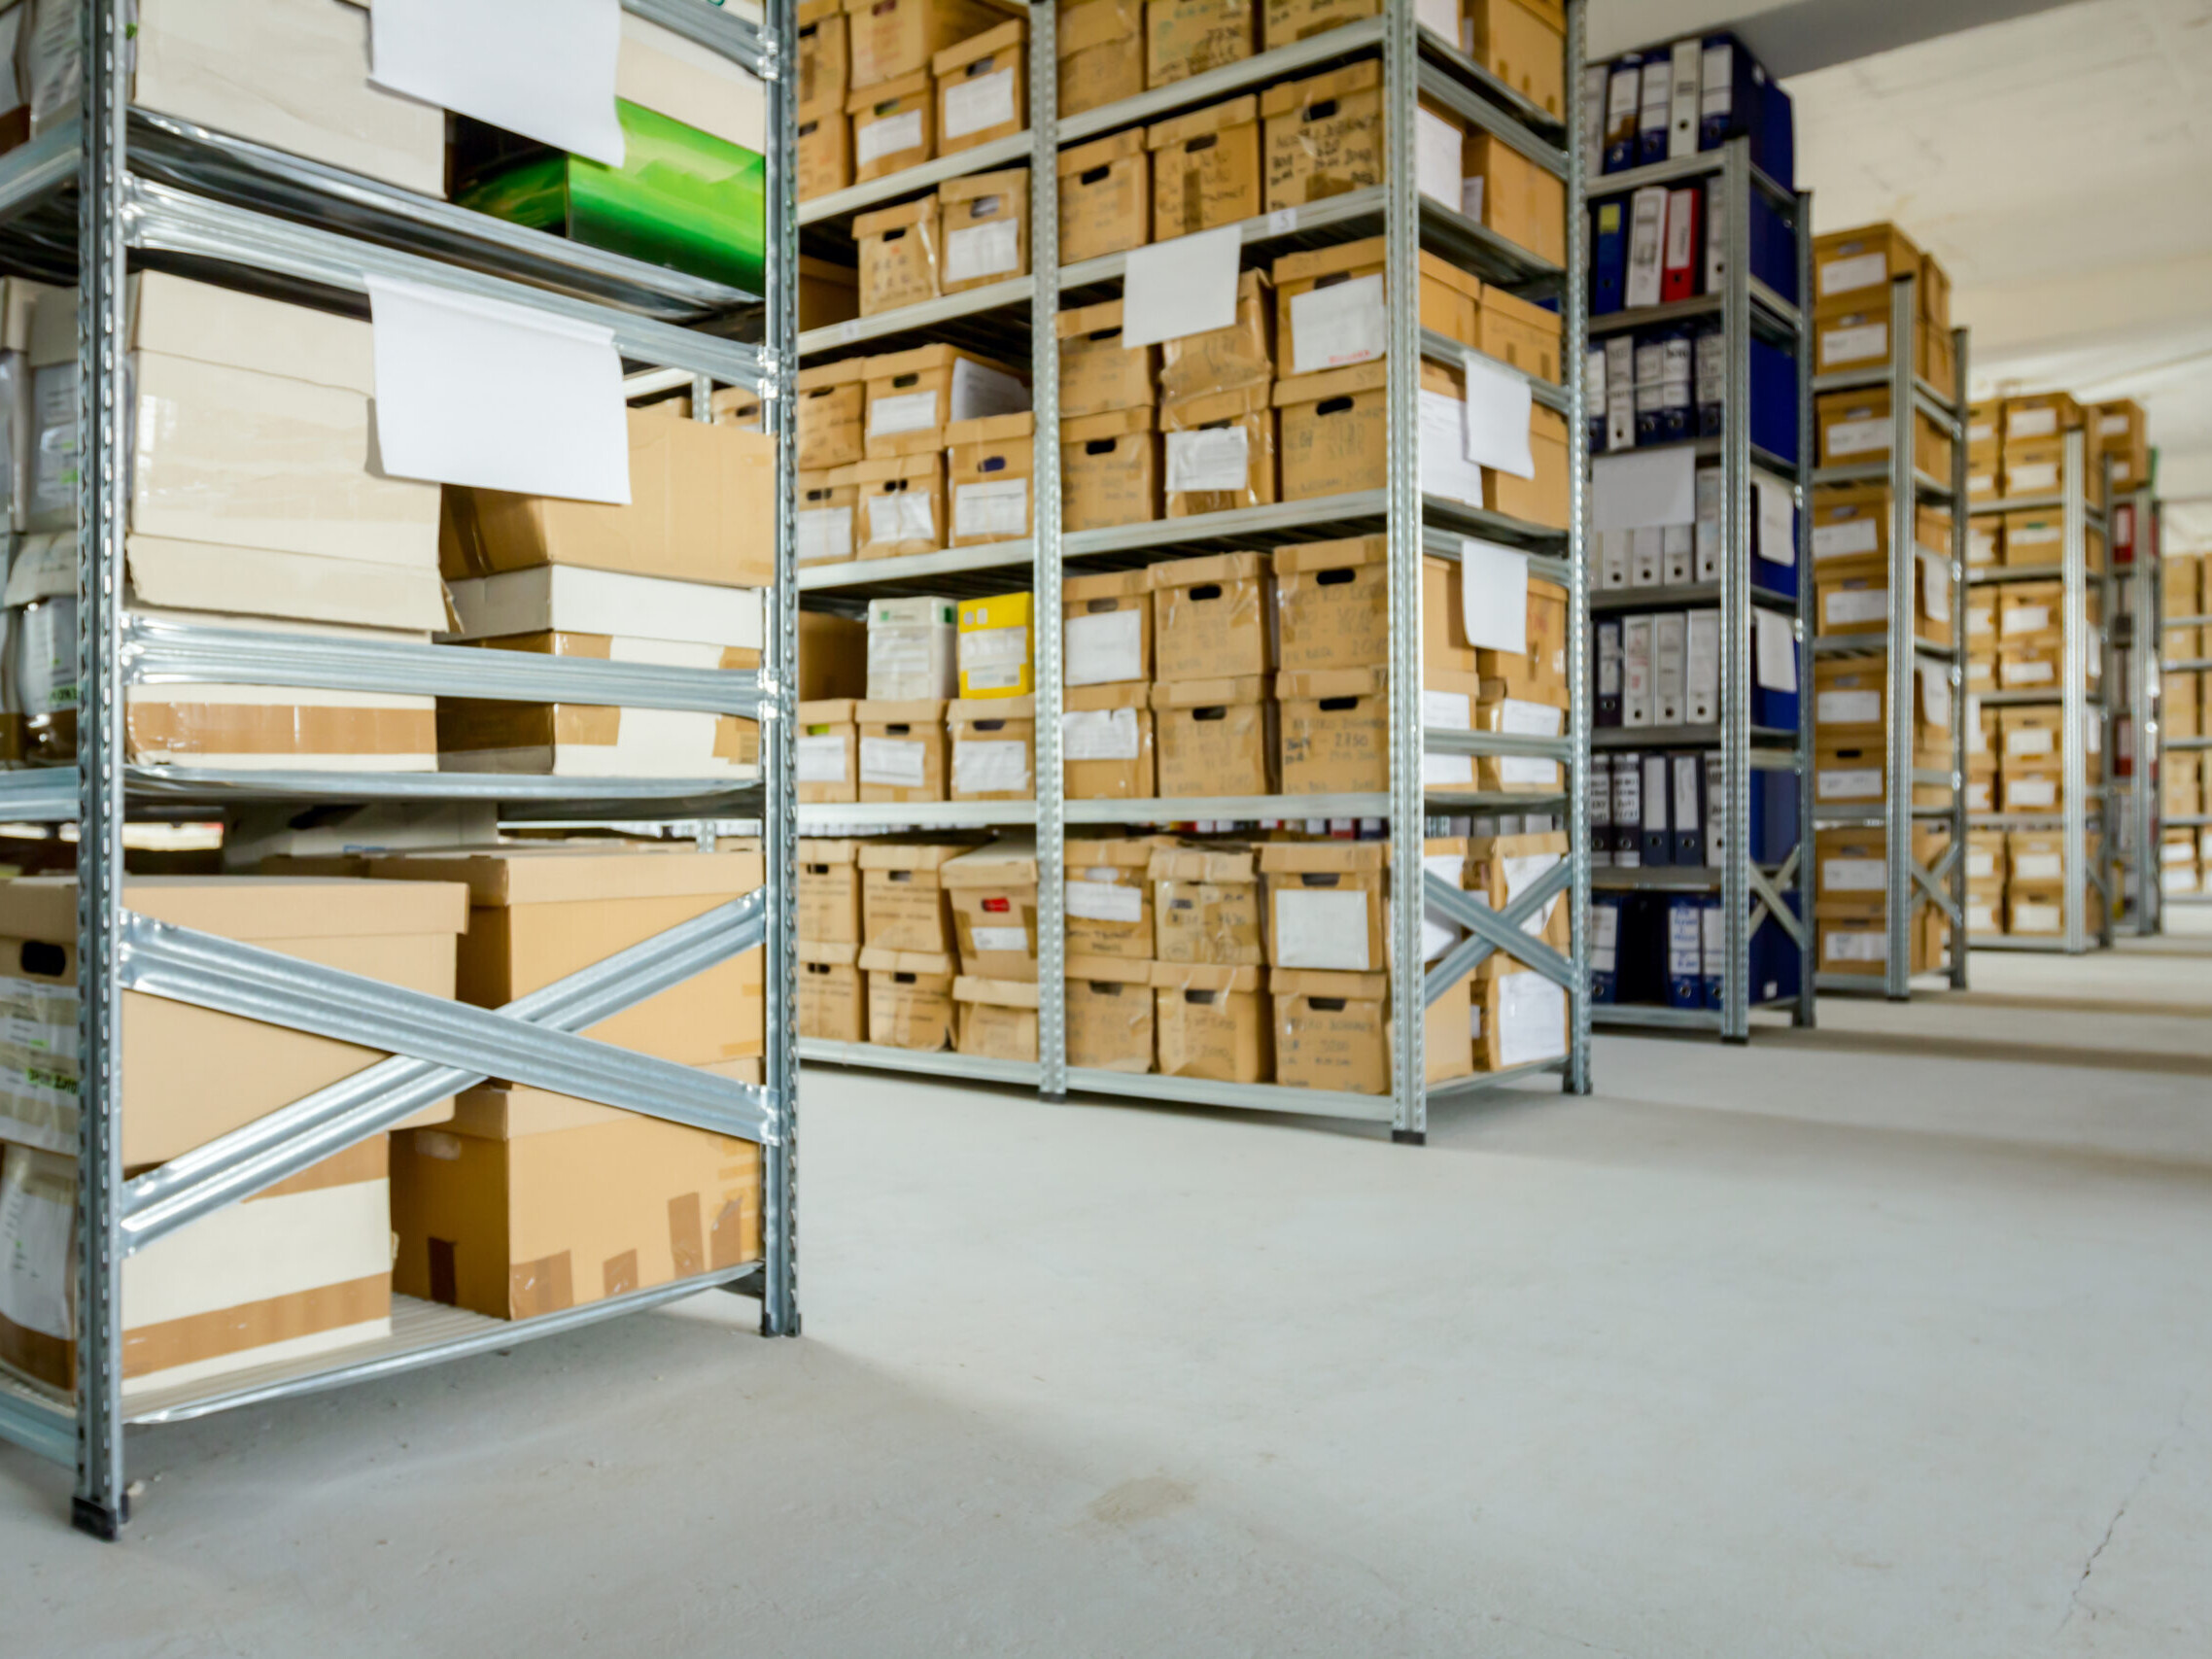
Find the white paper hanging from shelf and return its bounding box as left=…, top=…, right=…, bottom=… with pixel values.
left=372, top=0, right=626, bottom=168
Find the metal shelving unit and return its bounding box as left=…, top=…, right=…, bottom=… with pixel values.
left=2158, top=511, right=2212, bottom=913
left=1809, top=272, right=1970, bottom=998
left=2116, top=486, right=2163, bottom=930
left=1585, top=137, right=1816, bottom=1041
left=1966, top=430, right=2115, bottom=952
left=791, top=1, right=1591, bottom=1134
left=0, top=0, right=799, bottom=1536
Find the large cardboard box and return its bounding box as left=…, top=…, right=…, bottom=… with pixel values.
left=1158, top=267, right=1275, bottom=407
left=935, top=20, right=1026, bottom=155
left=0, top=1135, right=395, bottom=1396
left=1149, top=94, right=1262, bottom=239
left=953, top=977, right=1041, bottom=1060
left=799, top=0, right=851, bottom=107
left=943, top=840, right=1040, bottom=981
left=844, top=0, right=1006, bottom=92
left=1059, top=0, right=1146, bottom=117
left=1814, top=304, right=1957, bottom=401
left=839, top=454, right=948, bottom=559
left=849, top=68, right=937, bottom=180
left=955, top=589, right=1034, bottom=697
left=854, top=195, right=942, bottom=314
left=0, top=876, right=467, bottom=1168
left=1476, top=282, right=1562, bottom=385
left=1279, top=667, right=1388, bottom=794
left=1815, top=388, right=1953, bottom=479
left=1063, top=680, right=1157, bottom=798
left=1066, top=956, right=1156, bottom=1071
left=1271, top=968, right=1388, bottom=1094
left=797, top=837, right=867, bottom=943
left=1063, top=408, right=1163, bottom=531
left=1262, top=63, right=1383, bottom=211
left=1151, top=962, right=1268, bottom=1081
left=940, top=166, right=1031, bottom=293
left=1487, top=404, right=1572, bottom=530
left=1270, top=239, right=1495, bottom=379
left=1462, top=0, right=1564, bottom=119
left=798, top=939, right=867, bottom=1042
left=1153, top=551, right=1273, bottom=680
left=1264, top=0, right=1378, bottom=52
left=856, top=697, right=950, bottom=802
left=1475, top=572, right=1570, bottom=698
left=858, top=840, right=967, bottom=953
left=947, top=415, right=1036, bottom=547
left=1469, top=695, right=1566, bottom=794
left=1275, top=362, right=1387, bottom=500
left=1162, top=386, right=1276, bottom=512
left=1153, top=674, right=1277, bottom=796
left=858, top=947, right=957, bottom=1049
left=796, top=698, right=860, bottom=803
left=1058, top=298, right=1160, bottom=418
left=948, top=695, right=1036, bottom=800
left=1064, top=837, right=1159, bottom=960
left=1472, top=959, right=1567, bottom=1071
left=798, top=468, right=859, bottom=566
left=1462, top=131, right=1564, bottom=265
left=1260, top=841, right=1387, bottom=973
left=1064, top=569, right=1154, bottom=686
left=390, top=1088, right=761, bottom=1321
left=1059, top=129, right=1151, bottom=265
left=1811, top=222, right=1920, bottom=310
left=1274, top=535, right=1387, bottom=672
left=1146, top=0, right=1256, bottom=86
left=442, top=409, right=774, bottom=590
left=796, top=98, right=852, bottom=200
left=864, top=343, right=1028, bottom=459
left=867, top=596, right=959, bottom=699
left=2002, top=439, right=2105, bottom=507
left=797, top=358, right=869, bottom=471
left=1150, top=844, right=1264, bottom=965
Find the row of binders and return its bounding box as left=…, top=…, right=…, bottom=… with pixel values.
left=1592, top=891, right=1803, bottom=1009
left=1586, top=327, right=1799, bottom=456
left=1591, top=751, right=1800, bottom=870
left=1590, top=174, right=1800, bottom=318
left=1593, top=611, right=1802, bottom=731
left=1584, top=33, right=1795, bottom=185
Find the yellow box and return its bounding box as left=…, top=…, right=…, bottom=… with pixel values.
left=955, top=590, right=1035, bottom=699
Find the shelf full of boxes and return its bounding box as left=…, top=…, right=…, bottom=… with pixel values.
left=0, top=0, right=798, bottom=1538
left=2111, top=480, right=2160, bottom=931
left=2160, top=539, right=2212, bottom=911
left=1963, top=391, right=2129, bottom=952
left=1582, top=30, right=1815, bottom=1040
left=1805, top=225, right=1969, bottom=999
left=785, top=0, right=1592, bottom=1133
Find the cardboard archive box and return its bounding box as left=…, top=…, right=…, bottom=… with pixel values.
left=1063, top=680, right=1157, bottom=796
left=1150, top=844, right=1265, bottom=965
left=1064, top=569, right=1154, bottom=686
left=1058, top=298, right=1160, bottom=417
left=855, top=697, right=950, bottom=802
left=799, top=0, right=850, bottom=107
left=1158, top=267, right=1275, bottom=407
left=858, top=840, right=968, bottom=953
left=1279, top=667, right=1388, bottom=794
left=943, top=840, right=1041, bottom=981
left=844, top=0, right=1007, bottom=89
left=1153, top=675, right=1277, bottom=796
left=1149, top=95, right=1262, bottom=237
left=859, top=946, right=958, bottom=1049
left=1465, top=831, right=1572, bottom=953
left=948, top=695, right=1036, bottom=801
left=939, top=167, right=1030, bottom=293
left=798, top=939, right=867, bottom=1042
left=1163, top=388, right=1275, bottom=516
left=867, top=596, right=959, bottom=699
left=935, top=20, right=1025, bottom=155
left=1275, top=362, right=1388, bottom=501
left=1273, top=535, right=1387, bottom=671
left=797, top=358, right=869, bottom=471
left=1059, top=0, right=1145, bottom=116
left=1263, top=0, right=1380, bottom=52
left=854, top=196, right=941, bottom=313
left=1259, top=840, right=1387, bottom=973
left=953, top=977, right=1041, bottom=1060
left=1471, top=959, right=1568, bottom=1071
left=1058, top=129, right=1151, bottom=264
left=1065, top=956, right=1156, bottom=1072
left=1460, top=0, right=1564, bottom=118
left=1063, top=837, right=1158, bottom=960
left=1269, top=238, right=1520, bottom=379
left=947, top=413, right=1036, bottom=545
left=1062, top=408, right=1163, bottom=531
left=796, top=97, right=852, bottom=199
left=839, top=454, right=947, bottom=558
left=1271, top=968, right=1390, bottom=1094
left=864, top=343, right=1028, bottom=459
left=1462, top=131, right=1565, bottom=265
left=1152, top=551, right=1273, bottom=680
left=847, top=69, right=935, bottom=183
left=955, top=590, right=1034, bottom=696
left=1262, top=63, right=1384, bottom=211
left=1815, top=388, right=1954, bottom=478
left=1152, top=962, right=1269, bottom=1082
left=798, top=468, right=858, bottom=566
left=1147, top=0, right=1257, bottom=86
left=796, top=698, right=860, bottom=802
left=798, top=837, right=866, bottom=942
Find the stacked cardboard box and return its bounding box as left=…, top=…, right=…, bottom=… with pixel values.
left=851, top=839, right=973, bottom=1049
left=799, top=2, right=1020, bottom=199
left=1809, top=223, right=1954, bottom=399
left=1812, top=824, right=1951, bottom=975
left=1064, top=833, right=1163, bottom=1071
left=1062, top=569, right=1157, bottom=797
left=850, top=166, right=1033, bottom=314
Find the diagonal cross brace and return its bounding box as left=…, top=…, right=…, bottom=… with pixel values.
left=1912, top=844, right=1963, bottom=930
left=1748, top=855, right=1805, bottom=950
left=1422, top=861, right=1574, bottom=1007
left=118, top=893, right=769, bottom=1255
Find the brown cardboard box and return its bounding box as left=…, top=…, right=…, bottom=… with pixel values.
left=1159, top=269, right=1275, bottom=406
left=859, top=946, right=957, bottom=1049
left=1271, top=967, right=1388, bottom=1093
left=1260, top=840, right=1387, bottom=973
left=1919, top=250, right=1952, bottom=327
left=391, top=1089, right=761, bottom=1321
left=1997, top=579, right=2094, bottom=647
left=1810, top=482, right=1889, bottom=565
left=1421, top=552, right=1478, bottom=683
left=1064, top=679, right=1157, bottom=797
left=1149, top=94, right=1262, bottom=238
left=1813, top=742, right=1885, bottom=811
left=1469, top=694, right=1567, bottom=793
left=953, top=976, right=1041, bottom=1060
left=2002, top=392, right=2083, bottom=443
left=1275, top=361, right=1387, bottom=500
left=796, top=359, right=868, bottom=472
left=835, top=454, right=947, bottom=558
left=1811, top=660, right=1905, bottom=740
left=945, top=411, right=1036, bottom=544
left=1816, top=388, right=1953, bottom=478
left=1471, top=959, right=1567, bottom=1071
left=1064, top=569, right=1154, bottom=685
left=1153, top=551, right=1272, bottom=680
left=853, top=195, right=941, bottom=314
left=799, top=611, right=869, bottom=700
left=2002, top=439, right=2104, bottom=508
left=1813, top=305, right=1957, bottom=403
left=1474, top=573, right=1570, bottom=697
left=1812, top=222, right=1920, bottom=310
left=858, top=840, right=968, bottom=951
left=1059, top=0, right=1146, bottom=117
left=1421, top=247, right=1485, bottom=353
left=1998, top=706, right=2067, bottom=770
left=441, top=411, right=773, bottom=590
left=1463, top=0, right=1564, bottom=119
left=1146, top=0, right=1256, bottom=87
left=801, top=256, right=862, bottom=332
left=1278, top=667, right=1388, bottom=794
left=1815, top=552, right=1894, bottom=639
left=1058, top=299, right=1160, bottom=417
left=935, top=20, right=1025, bottom=155
left=798, top=939, right=866, bottom=1042
left=2007, top=833, right=2068, bottom=886
left=1263, top=0, right=1377, bottom=51
left=1262, top=63, right=1383, bottom=211
left=1150, top=844, right=1265, bottom=964
left=845, top=0, right=1007, bottom=91
left=1966, top=829, right=2007, bottom=886
left=855, top=697, right=950, bottom=801
left=1058, top=129, right=1150, bottom=265
left=2003, top=886, right=2064, bottom=937
left=1152, top=674, right=1277, bottom=796
left=798, top=837, right=866, bottom=941
left=1463, top=131, right=1564, bottom=265
left=1815, top=906, right=1945, bottom=977
left=1967, top=399, right=1998, bottom=462
left=1477, top=282, right=1562, bottom=384
left=1062, top=407, right=1162, bottom=531
left=1999, top=507, right=2063, bottom=570
left=1486, top=404, right=1572, bottom=529
left=1064, top=837, right=1159, bottom=958
left=947, top=694, right=1036, bottom=801
left=1152, top=961, right=1269, bottom=1081
left=1273, top=534, right=1386, bottom=672
left=0, top=877, right=466, bottom=1170
left=796, top=98, right=851, bottom=200
left=1465, top=831, right=1571, bottom=953
left=864, top=343, right=1028, bottom=459
left=943, top=839, right=1040, bottom=980
left=1066, top=956, right=1156, bottom=1071
left=1996, top=643, right=2063, bottom=693
left=847, top=70, right=935, bottom=183
left=939, top=167, right=1030, bottom=294
left=799, top=0, right=850, bottom=107
left=798, top=468, right=859, bottom=567
left=1162, top=387, right=1277, bottom=516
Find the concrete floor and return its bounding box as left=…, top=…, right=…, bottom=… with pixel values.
left=5, top=943, right=2210, bottom=1657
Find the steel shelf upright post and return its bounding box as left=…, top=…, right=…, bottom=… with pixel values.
left=2118, top=483, right=2161, bottom=933
left=1029, top=2, right=1067, bottom=1100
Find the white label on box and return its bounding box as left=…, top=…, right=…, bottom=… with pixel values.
left=1415, top=107, right=1462, bottom=206
left=1065, top=609, right=1143, bottom=686
left=1061, top=708, right=1140, bottom=760
left=1165, top=427, right=1249, bottom=494
left=855, top=108, right=925, bottom=168
left=1827, top=417, right=1890, bottom=457
left=1819, top=251, right=1887, bottom=297
left=2163, top=842, right=2195, bottom=868
left=1818, top=689, right=1881, bottom=726
left=1969, top=605, right=1993, bottom=637
left=1820, top=322, right=1886, bottom=366
left=869, top=390, right=939, bottom=436
left=372, top=0, right=625, bottom=169
left=2010, top=464, right=2060, bottom=494
left=2005, top=661, right=2056, bottom=686
left=1421, top=689, right=1471, bottom=730
left=796, top=734, right=848, bottom=782
left=2010, top=778, right=2057, bottom=810
left=1497, top=972, right=1567, bottom=1067
left=1968, top=848, right=1997, bottom=879
left=959, top=623, right=1028, bottom=668
left=1066, top=880, right=1143, bottom=923
left=1919, top=551, right=1951, bottom=619
left=1500, top=755, right=1557, bottom=786
left=1969, top=419, right=1994, bottom=444
left=1499, top=699, right=1565, bottom=738
left=1825, top=930, right=1885, bottom=964
left=1274, top=889, right=1372, bottom=971
left=2002, top=605, right=2051, bottom=637
left=1423, top=753, right=1476, bottom=785
left=969, top=925, right=1030, bottom=954
left=1827, top=588, right=1888, bottom=627
left=950, top=358, right=1030, bottom=423
left=944, top=66, right=1017, bottom=138
left=1501, top=853, right=1562, bottom=937
left=953, top=477, right=1028, bottom=537
left=1460, top=177, right=1485, bottom=222
left=859, top=737, right=926, bottom=786
left=867, top=491, right=936, bottom=544
left=0, top=1144, right=75, bottom=1340
left=2016, top=903, right=2061, bottom=932
left=2018, top=851, right=2063, bottom=881
left=2162, top=870, right=2198, bottom=895
left=946, top=219, right=1021, bottom=287
left=1919, top=664, right=1952, bottom=729
left=1755, top=609, right=1797, bottom=693
left=1817, top=768, right=1882, bottom=800
left=952, top=739, right=1030, bottom=794
left=797, top=506, right=853, bottom=565
left=1824, top=857, right=1885, bottom=893
left=1291, top=275, right=1387, bottom=376
left=1968, top=899, right=1998, bottom=931
left=2010, top=408, right=2059, bottom=439
left=1969, top=525, right=1998, bottom=564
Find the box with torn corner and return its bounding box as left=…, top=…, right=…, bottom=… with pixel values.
left=939, top=167, right=1031, bottom=294
left=1058, top=129, right=1150, bottom=265
left=390, top=1078, right=763, bottom=1323
left=1262, top=62, right=1384, bottom=212
left=1162, top=388, right=1278, bottom=518
left=798, top=939, right=867, bottom=1043
left=796, top=699, right=860, bottom=803
left=934, top=20, right=1026, bottom=155
left=859, top=946, right=957, bottom=1051
left=1063, top=837, right=1160, bottom=960
left=1066, top=955, right=1155, bottom=1072
left=1150, top=844, right=1264, bottom=966
left=1062, top=680, right=1157, bottom=798
left=948, top=695, right=1036, bottom=801
left=1151, top=675, right=1278, bottom=798
left=943, top=839, right=1040, bottom=981
left=857, top=840, right=971, bottom=954
left=864, top=343, right=1029, bottom=461
left=0, top=875, right=467, bottom=1169
left=855, top=697, right=950, bottom=803
left=954, top=976, right=1040, bottom=1061
left=1151, top=961, right=1268, bottom=1082
left=1259, top=841, right=1388, bottom=974
left=854, top=195, right=942, bottom=315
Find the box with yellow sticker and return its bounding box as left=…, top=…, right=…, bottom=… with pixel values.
left=957, top=591, right=1034, bottom=699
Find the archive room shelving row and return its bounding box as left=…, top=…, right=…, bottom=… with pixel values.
left=1967, top=429, right=2115, bottom=953
left=1808, top=271, right=1970, bottom=999
left=1585, top=134, right=1817, bottom=1040
left=0, top=0, right=799, bottom=1537
left=791, top=0, right=1593, bottom=1135
left=2159, top=492, right=2212, bottom=918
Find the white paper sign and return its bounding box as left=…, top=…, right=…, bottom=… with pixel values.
left=1122, top=225, right=1242, bottom=349
left=1166, top=428, right=1249, bottom=494
left=1592, top=447, right=1696, bottom=532
left=1458, top=538, right=1529, bottom=655
left=1415, top=106, right=1462, bottom=206
left=1418, top=391, right=1487, bottom=506
left=1753, top=473, right=1795, bottom=567
left=372, top=0, right=624, bottom=168
left=1065, top=609, right=1143, bottom=685
left=867, top=491, right=935, bottom=543
left=1753, top=609, right=1797, bottom=693
left=1274, top=889, right=1371, bottom=971
left=1291, top=276, right=1386, bottom=376
left=859, top=738, right=926, bottom=786
left=856, top=109, right=924, bottom=168
left=367, top=277, right=629, bottom=502
left=1460, top=352, right=1534, bottom=478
